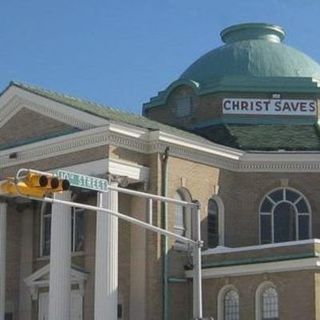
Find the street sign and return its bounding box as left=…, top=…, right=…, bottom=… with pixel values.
left=55, top=170, right=108, bottom=192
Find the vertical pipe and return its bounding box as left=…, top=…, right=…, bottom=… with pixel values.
left=148, top=198, right=153, bottom=225
left=161, top=147, right=170, bottom=320
left=0, top=202, right=7, bottom=320
left=192, top=202, right=203, bottom=320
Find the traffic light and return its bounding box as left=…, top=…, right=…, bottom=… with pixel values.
left=0, top=171, right=70, bottom=198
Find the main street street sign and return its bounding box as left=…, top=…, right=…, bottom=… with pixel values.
left=55, top=170, right=108, bottom=192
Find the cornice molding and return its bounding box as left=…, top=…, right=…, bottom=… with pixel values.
left=202, top=239, right=320, bottom=256
left=185, top=257, right=320, bottom=279
left=2, top=123, right=320, bottom=172
left=238, top=160, right=320, bottom=172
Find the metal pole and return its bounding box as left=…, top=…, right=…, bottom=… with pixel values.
left=148, top=198, right=153, bottom=225
left=40, top=196, right=196, bottom=246
left=108, top=184, right=197, bottom=208
left=192, top=201, right=203, bottom=320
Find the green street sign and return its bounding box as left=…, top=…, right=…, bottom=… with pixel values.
left=55, top=170, right=108, bottom=192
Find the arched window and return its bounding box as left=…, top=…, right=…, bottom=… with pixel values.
left=259, top=188, right=311, bottom=244
left=208, top=197, right=224, bottom=248
left=256, top=282, right=279, bottom=320
left=218, top=285, right=240, bottom=320
left=174, top=191, right=186, bottom=237
left=208, top=198, right=218, bottom=247
left=262, top=287, right=279, bottom=319
left=224, top=290, right=240, bottom=320
left=174, top=188, right=192, bottom=245
left=174, top=91, right=194, bottom=118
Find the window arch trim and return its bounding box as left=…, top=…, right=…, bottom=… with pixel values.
left=174, top=187, right=192, bottom=249
left=217, top=285, right=240, bottom=320
left=255, top=281, right=279, bottom=320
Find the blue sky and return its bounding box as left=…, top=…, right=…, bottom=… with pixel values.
left=1, top=0, right=320, bottom=114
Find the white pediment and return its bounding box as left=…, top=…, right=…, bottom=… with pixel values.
left=0, top=84, right=108, bottom=130
left=24, top=264, right=88, bottom=300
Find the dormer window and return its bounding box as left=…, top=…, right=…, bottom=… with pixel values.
left=175, top=95, right=193, bottom=118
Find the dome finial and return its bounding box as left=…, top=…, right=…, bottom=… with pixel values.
left=220, top=23, right=286, bottom=44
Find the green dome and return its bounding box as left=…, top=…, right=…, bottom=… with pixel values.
left=180, top=23, right=320, bottom=82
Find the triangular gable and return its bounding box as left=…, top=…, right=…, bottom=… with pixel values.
left=0, top=83, right=109, bottom=150
left=24, top=264, right=88, bottom=300
left=0, top=83, right=108, bottom=132
left=0, top=107, right=80, bottom=149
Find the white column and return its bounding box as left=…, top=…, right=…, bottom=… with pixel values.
left=0, top=202, right=7, bottom=320
left=48, top=191, right=72, bottom=320
left=94, top=183, right=118, bottom=320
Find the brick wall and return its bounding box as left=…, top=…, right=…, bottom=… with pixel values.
left=0, top=108, right=76, bottom=146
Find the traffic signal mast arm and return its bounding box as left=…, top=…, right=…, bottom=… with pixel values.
left=0, top=167, right=203, bottom=319
left=0, top=169, right=70, bottom=198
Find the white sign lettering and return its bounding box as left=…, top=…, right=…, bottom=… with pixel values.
left=222, top=99, right=317, bottom=116
left=55, top=170, right=108, bottom=192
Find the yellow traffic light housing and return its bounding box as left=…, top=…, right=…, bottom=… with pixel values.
left=26, top=173, right=70, bottom=192
left=0, top=169, right=70, bottom=198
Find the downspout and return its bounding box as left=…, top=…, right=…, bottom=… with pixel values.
left=161, top=147, right=170, bottom=320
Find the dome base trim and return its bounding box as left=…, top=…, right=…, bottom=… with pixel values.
left=144, top=76, right=320, bottom=111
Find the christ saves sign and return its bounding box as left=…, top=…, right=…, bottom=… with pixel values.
left=222, top=98, right=317, bottom=116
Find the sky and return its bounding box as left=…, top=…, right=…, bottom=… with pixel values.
left=1, top=0, right=320, bottom=114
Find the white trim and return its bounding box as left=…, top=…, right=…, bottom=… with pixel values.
left=37, top=251, right=85, bottom=262
left=151, top=130, right=243, bottom=160
left=108, top=121, right=149, bottom=138
left=259, top=187, right=312, bottom=244
left=2, top=85, right=320, bottom=172
left=107, top=158, right=149, bottom=181
left=185, top=257, right=320, bottom=279
left=24, top=264, right=87, bottom=300
left=202, top=238, right=320, bottom=256
left=58, top=158, right=149, bottom=182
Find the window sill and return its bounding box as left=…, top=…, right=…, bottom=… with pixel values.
left=37, top=251, right=85, bottom=261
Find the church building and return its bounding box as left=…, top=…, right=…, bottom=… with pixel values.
left=1, top=22, right=320, bottom=320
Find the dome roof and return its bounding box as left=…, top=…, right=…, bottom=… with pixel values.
left=180, top=23, right=320, bottom=82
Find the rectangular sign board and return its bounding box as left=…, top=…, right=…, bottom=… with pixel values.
left=55, top=170, right=108, bottom=192
left=222, top=98, right=317, bottom=116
